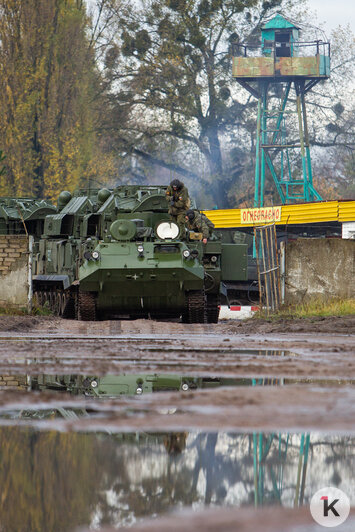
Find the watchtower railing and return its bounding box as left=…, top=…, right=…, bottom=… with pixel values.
left=231, top=40, right=331, bottom=58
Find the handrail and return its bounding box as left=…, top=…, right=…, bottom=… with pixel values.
left=231, top=40, right=330, bottom=58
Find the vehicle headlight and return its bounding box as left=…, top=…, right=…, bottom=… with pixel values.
left=183, top=249, right=190, bottom=259
left=92, top=251, right=100, bottom=260
left=181, top=383, right=189, bottom=391
left=211, top=255, right=218, bottom=263
left=136, top=387, right=143, bottom=395
left=91, top=380, right=98, bottom=388
left=137, top=244, right=144, bottom=253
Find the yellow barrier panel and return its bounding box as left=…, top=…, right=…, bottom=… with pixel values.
left=339, top=200, right=355, bottom=222
left=203, top=200, right=355, bottom=229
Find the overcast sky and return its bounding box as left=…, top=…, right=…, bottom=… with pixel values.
left=308, top=0, right=355, bottom=35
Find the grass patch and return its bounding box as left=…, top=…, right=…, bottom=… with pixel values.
left=0, top=306, right=28, bottom=316
left=31, top=304, right=53, bottom=316
left=255, top=298, right=355, bottom=319
left=0, top=303, right=52, bottom=316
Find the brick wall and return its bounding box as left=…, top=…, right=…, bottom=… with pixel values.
left=0, top=235, right=30, bottom=308
left=0, top=375, right=27, bottom=389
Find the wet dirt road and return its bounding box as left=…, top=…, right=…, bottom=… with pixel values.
left=0, top=316, right=354, bottom=432
left=0, top=314, right=354, bottom=531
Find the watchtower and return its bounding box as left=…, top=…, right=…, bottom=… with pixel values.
left=232, top=14, right=330, bottom=207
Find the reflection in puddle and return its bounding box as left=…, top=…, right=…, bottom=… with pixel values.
left=29, top=374, right=286, bottom=396
left=0, top=428, right=353, bottom=531
left=0, top=373, right=353, bottom=399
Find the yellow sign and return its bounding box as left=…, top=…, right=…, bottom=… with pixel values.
left=240, top=207, right=282, bottom=224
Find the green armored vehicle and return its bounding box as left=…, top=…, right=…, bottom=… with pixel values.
left=0, top=196, right=57, bottom=234
left=4, top=185, right=247, bottom=322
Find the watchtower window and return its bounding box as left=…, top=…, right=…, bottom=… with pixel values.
left=264, top=40, right=274, bottom=49
left=275, top=32, right=291, bottom=57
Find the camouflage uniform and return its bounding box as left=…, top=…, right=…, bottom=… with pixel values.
left=185, top=210, right=211, bottom=239
left=165, top=181, right=190, bottom=227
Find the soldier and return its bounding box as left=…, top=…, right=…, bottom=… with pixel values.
left=185, top=209, right=214, bottom=244
left=165, top=179, right=190, bottom=228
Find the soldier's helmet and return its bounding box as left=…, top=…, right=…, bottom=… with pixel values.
left=186, top=209, right=195, bottom=221
left=170, top=179, right=183, bottom=190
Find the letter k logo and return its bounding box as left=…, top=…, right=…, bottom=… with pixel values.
left=311, top=487, right=350, bottom=527
left=321, top=496, right=340, bottom=517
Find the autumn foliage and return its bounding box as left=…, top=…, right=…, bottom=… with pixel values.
left=0, top=0, right=107, bottom=201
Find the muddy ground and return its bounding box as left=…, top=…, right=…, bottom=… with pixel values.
left=87, top=507, right=355, bottom=532
left=0, top=314, right=354, bottom=531
left=1, top=312, right=354, bottom=334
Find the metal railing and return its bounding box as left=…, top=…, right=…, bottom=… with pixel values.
left=231, top=40, right=330, bottom=58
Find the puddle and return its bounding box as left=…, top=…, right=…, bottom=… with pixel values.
left=0, top=349, right=300, bottom=374
left=0, top=373, right=353, bottom=425
left=0, top=427, right=353, bottom=531
left=0, top=346, right=300, bottom=356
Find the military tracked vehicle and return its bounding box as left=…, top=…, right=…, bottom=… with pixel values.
left=0, top=196, right=57, bottom=234
left=1, top=186, right=248, bottom=322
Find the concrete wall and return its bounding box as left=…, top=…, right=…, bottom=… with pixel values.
left=285, top=238, right=355, bottom=303
left=0, top=235, right=29, bottom=308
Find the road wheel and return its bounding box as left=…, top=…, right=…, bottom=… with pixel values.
left=49, top=291, right=56, bottom=313
left=37, top=291, right=44, bottom=307
left=54, top=292, right=62, bottom=316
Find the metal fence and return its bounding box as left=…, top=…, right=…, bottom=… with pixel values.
left=254, top=224, right=281, bottom=314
